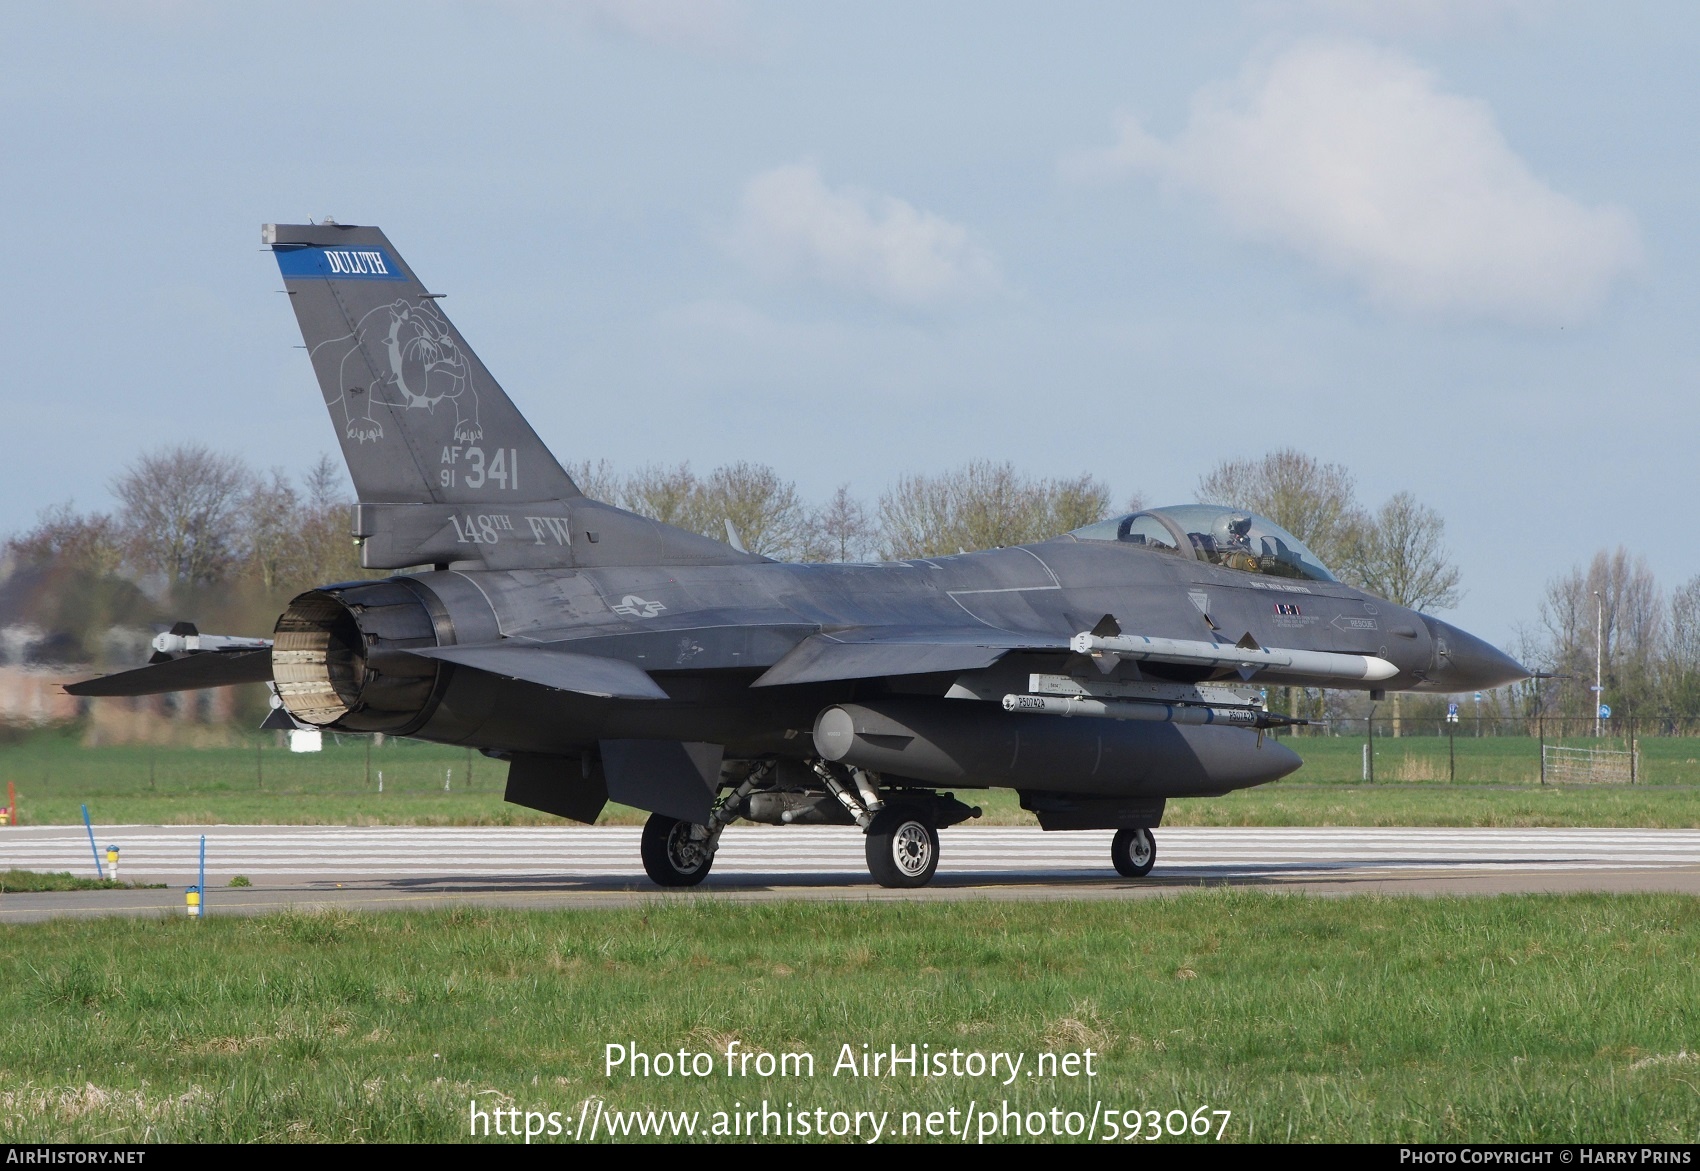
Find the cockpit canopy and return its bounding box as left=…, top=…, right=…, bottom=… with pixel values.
left=1070, top=504, right=1337, bottom=583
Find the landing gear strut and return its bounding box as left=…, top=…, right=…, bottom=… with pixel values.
left=638, top=762, right=775, bottom=888
left=1110, top=826, right=1156, bottom=878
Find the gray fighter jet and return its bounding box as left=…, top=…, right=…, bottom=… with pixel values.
left=68, top=223, right=1526, bottom=888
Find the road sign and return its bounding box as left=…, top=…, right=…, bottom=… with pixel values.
left=1599, top=704, right=1612, bottom=720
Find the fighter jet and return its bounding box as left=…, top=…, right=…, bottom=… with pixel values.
left=67, top=223, right=1527, bottom=888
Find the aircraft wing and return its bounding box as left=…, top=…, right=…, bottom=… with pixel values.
left=751, top=627, right=1069, bottom=688
left=516, top=619, right=819, bottom=674
left=406, top=644, right=670, bottom=700
left=64, top=650, right=275, bottom=697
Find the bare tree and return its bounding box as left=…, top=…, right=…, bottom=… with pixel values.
left=5, top=503, right=127, bottom=578
left=295, top=454, right=365, bottom=588
left=1331, top=491, right=1462, bottom=736
left=1049, top=473, right=1115, bottom=535
left=809, top=484, right=875, bottom=562
left=1197, top=448, right=1365, bottom=572
left=1340, top=492, right=1462, bottom=613
left=3, top=503, right=156, bottom=662
left=243, top=470, right=303, bottom=594
left=617, top=461, right=815, bottom=561
left=567, top=458, right=624, bottom=505
left=623, top=463, right=709, bottom=533
left=950, top=461, right=1035, bottom=553
left=878, top=461, right=1113, bottom=559
left=879, top=472, right=955, bottom=559
left=700, top=462, right=811, bottom=560
left=112, top=444, right=252, bottom=590
left=1663, top=576, right=1700, bottom=717
left=1540, top=547, right=1663, bottom=720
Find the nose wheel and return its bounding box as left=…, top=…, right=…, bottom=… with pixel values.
left=1111, top=826, right=1156, bottom=878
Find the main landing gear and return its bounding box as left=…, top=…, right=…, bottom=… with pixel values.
left=640, top=814, right=718, bottom=887
left=636, top=759, right=979, bottom=890
left=864, top=808, right=940, bottom=889
left=1110, top=826, right=1157, bottom=878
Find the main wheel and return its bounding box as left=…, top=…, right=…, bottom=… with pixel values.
left=640, top=813, right=715, bottom=887
left=865, top=809, right=940, bottom=889
left=1111, top=826, right=1157, bottom=878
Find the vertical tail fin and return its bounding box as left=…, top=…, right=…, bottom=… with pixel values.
left=266, top=222, right=579, bottom=507
left=265, top=222, right=758, bottom=571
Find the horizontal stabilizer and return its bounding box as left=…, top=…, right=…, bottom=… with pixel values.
left=65, top=650, right=275, bottom=697
left=406, top=644, right=669, bottom=699
left=753, top=628, right=1068, bottom=688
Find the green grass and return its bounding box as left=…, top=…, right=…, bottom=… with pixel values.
left=1165, top=784, right=1700, bottom=828
left=3, top=895, right=1698, bottom=1142
left=1276, top=730, right=1680, bottom=786
left=5, top=726, right=1700, bottom=828
left=0, top=869, right=158, bottom=893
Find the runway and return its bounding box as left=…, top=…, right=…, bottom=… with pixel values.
left=3, top=825, right=1698, bottom=920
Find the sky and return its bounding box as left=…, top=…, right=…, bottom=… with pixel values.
left=2, top=0, right=1696, bottom=648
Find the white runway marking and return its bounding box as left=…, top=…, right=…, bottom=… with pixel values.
left=5, top=825, right=1698, bottom=884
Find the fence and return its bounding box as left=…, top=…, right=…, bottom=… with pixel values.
left=5, top=715, right=1700, bottom=797
left=1260, top=713, right=1679, bottom=785
left=1541, top=744, right=1638, bottom=785
left=1285, top=715, right=1692, bottom=741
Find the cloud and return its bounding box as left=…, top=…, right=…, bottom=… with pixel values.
left=1065, top=39, right=1641, bottom=323
left=728, top=163, right=1003, bottom=308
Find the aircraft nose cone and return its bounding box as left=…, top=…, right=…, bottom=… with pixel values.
left=1423, top=618, right=1528, bottom=692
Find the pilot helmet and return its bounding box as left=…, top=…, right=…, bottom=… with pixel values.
left=1214, top=513, right=1253, bottom=545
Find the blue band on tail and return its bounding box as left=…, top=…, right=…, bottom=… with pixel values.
left=274, top=244, right=408, bottom=281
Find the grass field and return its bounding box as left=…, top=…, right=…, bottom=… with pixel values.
left=4, top=725, right=1700, bottom=828
left=0, top=869, right=156, bottom=893
left=3, top=894, right=1697, bottom=1143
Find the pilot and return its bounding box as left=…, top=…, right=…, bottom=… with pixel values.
left=1212, top=513, right=1260, bottom=573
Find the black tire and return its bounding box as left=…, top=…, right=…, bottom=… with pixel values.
left=1111, top=826, right=1157, bottom=878
left=865, top=809, right=940, bottom=889
left=640, top=813, right=715, bottom=887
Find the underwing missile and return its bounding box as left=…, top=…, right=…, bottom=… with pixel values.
left=1070, top=631, right=1398, bottom=683
left=1002, top=693, right=1305, bottom=729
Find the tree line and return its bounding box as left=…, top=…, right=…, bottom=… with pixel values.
left=3, top=447, right=363, bottom=664
left=571, top=458, right=1123, bottom=563
left=16, top=440, right=1700, bottom=732
left=6, top=443, right=1464, bottom=673
left=1525, top=549, right=1700, bottom=726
